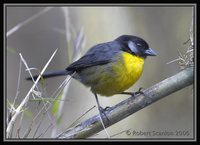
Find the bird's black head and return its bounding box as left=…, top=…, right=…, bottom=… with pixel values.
left=115, top=35, right=157, bottom=59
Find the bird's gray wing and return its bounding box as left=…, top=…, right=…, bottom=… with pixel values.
left=66, top=41, right=120, bottom=72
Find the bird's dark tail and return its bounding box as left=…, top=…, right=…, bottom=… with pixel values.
left=26, top=70, right=71, bottom=81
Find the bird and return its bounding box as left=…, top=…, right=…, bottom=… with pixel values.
left=27, top=35, right=157, bottom=120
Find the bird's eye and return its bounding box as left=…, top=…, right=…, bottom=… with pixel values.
left=136, top=43, right=142, bottom=47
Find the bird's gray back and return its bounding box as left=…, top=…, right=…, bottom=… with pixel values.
left=66, top=41, right=121, bottom=72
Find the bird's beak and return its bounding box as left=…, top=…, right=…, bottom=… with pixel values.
left=145, top=48, right=157, bottom=56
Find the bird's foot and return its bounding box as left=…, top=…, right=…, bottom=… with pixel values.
left=120, top=87, right=145, bottom=98
left=98, top=106, right=110, bottom=123
left=131, top=87, right=144, bottom=98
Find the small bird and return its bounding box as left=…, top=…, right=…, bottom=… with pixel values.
left=27, top=35, right=157, bottom=118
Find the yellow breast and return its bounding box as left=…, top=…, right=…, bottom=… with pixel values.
left=91, top=52, right=144, bottom=96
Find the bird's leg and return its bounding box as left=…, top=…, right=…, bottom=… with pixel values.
left=94, top=93, right=109, bottom=123
left=120, top=92, right=133, bottom=95
left=120, top=87, right=145, bottom=98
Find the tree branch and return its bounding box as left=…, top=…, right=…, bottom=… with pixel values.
left=56, top=66, right=194, bottom=139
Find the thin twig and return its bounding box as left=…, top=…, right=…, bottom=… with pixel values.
left=51, top=8, right=85, bottom=137
left=6, top=49, right=58, bottom=138
left=7, top=57, right=22, bottom=137
left=7, top=7, right=53, bottom=37
left=13, top=56, right=22, bottom=107
left=33, top=113, right=45, bottom=138
left=96, top=107, right=110, bottom=138
left=56, top=105, right=96, bottom=138
left=16, top=105, right=28, bottom=138
left=110, top=128, right=131, bottom=138
left=36, top=123, right=53, bottom=138
left=67, top=105, right=96, bottom=129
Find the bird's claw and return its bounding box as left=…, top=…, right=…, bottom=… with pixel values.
left=131, top=87, right=144, bottom=98
left=98, top=106, right=110, bottom=123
